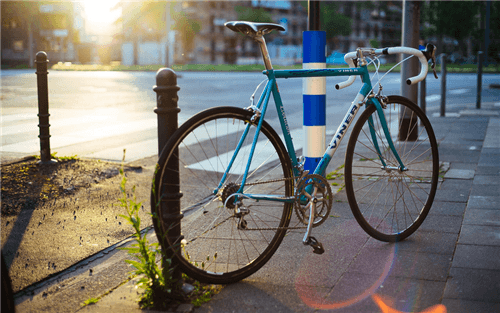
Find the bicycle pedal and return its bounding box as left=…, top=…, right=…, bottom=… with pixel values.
left=306, top=236, right=325, bottom=255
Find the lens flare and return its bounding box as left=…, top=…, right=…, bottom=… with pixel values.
left=372, top=294, right=447, bottom=313
left=295, top=220, right=396, bottom=310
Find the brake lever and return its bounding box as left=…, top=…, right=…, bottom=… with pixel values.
left=431, top=56, right=438, bottom=79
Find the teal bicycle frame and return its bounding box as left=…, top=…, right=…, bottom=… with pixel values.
left=215, top=63, right=406, bottom=204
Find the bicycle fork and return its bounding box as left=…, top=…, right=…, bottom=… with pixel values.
left=367, top=97, right=407, bottom=172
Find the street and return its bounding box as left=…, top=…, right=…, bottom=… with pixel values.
left=1, top=69, right=499, bottom=163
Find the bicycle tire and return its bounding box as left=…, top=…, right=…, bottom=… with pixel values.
left=345, top=95, right=439, bottom=242
left=151, top=106, right=293, bottom=284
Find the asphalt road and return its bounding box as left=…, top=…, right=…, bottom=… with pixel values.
left=1, top=69, right=498, bottom=163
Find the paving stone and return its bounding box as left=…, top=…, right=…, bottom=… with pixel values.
left=434, top=189, right=469, bottom=203
left=419, top=214, right=463, bottom=234
left=446, top=163, right=478, bottom=171
left=470, top=184, right=500, bottom=197
left=439, top=151, right=481, bottom=164
left=452, top=244, right=500, bottom=270
left=458, top=225, right=500, bottom=246
left=478, top=150, right=500, bottom=166
left=444, top=268, right=500, bottom=302
left=473, top=175, right=500, bottom=185
left=463, top=209, right=500, bottom=227
left=365, top=231, right=458, bottom=258
left=444, top=169, right=475, bottom=180
left=460, top=109, right=500, bottom=117
left=349, top=248, right=452, bottom=281
left=442, top=299, right=500, bottom=313
left=428, top=201, right=467, bottom=216
left=438, top=179, right=472, bottom=191
left=467, top=195, right=500, bottom=210
left=327, top=273, right=446, bottom=313
left=475, top=165, right=500, bottom=176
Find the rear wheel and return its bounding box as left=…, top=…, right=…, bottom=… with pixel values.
left=345, top=96, right=439, bottom=242
left=152, top=106, right=293, bottom=284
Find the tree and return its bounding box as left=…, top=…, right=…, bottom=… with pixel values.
left=421, top=1, right=481, bottom=55
left=299, top=1, right=352, bottom=51
left=235, top=5, right=273, bottom=23
left=321, top=2, right=352, bottom=46
left=172, top=11, right=201, bottom=62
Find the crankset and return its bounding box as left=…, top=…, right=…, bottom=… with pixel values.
left=294, top=174, right=333, bottom=227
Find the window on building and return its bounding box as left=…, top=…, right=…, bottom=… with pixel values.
left=13, top=40, right=24, bottom=51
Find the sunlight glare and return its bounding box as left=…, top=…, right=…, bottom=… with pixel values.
left=82, top=0, right=120, bottom=33
left=372, top=294, right=447, bottom=313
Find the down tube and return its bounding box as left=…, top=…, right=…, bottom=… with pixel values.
left=313, top=93, right=366, bottom=176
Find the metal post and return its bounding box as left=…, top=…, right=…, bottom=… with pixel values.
left=153, top=68, right=192, bottom=294
left=400, top=0, right=420, bottom=140
left=477, top=51, right=483, bottom=109
left=154, top=68, right=180, bottom=154
left=484, top=0, right=491, bottom=66
left=440, top=53, right=447, bottom=117
left=308, top=1, right=320, bottom=31
left=303, top=1, right=325, bottom=173
left=35, top=52, right=56, bottom=164
left=419, top=78, right=426, bottom=115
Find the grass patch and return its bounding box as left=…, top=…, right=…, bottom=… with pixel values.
left=50, top=62, right=500, bottom=73
left=33, top=152, right=79, bottom=161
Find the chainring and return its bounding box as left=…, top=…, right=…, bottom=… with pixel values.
left=294, top=174, right=333, bottom=227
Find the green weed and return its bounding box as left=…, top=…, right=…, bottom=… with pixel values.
left=81, top=297, right=99, bottom=307
left=118, top=156, right=176, bottom=309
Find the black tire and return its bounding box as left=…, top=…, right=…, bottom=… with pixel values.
left=345, top=96, right=439, bottom=242
left=151, top=107, right=293, bottom=284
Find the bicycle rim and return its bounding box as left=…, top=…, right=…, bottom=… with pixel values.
left=152, top=107, right=293, bottom=284
left=345, top=96, right=439, bottom=242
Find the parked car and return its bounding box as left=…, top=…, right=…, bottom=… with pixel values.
left=326, top=51, right=346, bottom=65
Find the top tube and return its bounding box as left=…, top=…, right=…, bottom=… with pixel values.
left=267, top=67, right=368, bottom=79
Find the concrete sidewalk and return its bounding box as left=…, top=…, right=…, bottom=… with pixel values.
left=12, top=101, right=500, bottom=313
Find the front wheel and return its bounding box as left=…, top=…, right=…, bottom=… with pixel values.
left=151, top=106, right=293, bottom=284
left=345, top=96, right=439, bottom=242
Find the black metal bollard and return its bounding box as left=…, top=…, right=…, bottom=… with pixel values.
left=35, top=51, right=56, bottom=164
left=477, top=51, right=483, bottom=109
left=419, top=77, right=426, bottom=116
left=440, top=54, right=447, bottom=117
left=153, top=68, right=193, bottom=295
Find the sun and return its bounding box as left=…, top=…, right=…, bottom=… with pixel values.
left=81, top=0, right=120, bottom=33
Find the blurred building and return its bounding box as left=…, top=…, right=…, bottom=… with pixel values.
left=2, top=0, right=404, bottom=68
left=115, top=0, right=307, bottom=66
left=114, top=1, right=404, bottom=66
left=1, top=0, right=87, bottom=67
left=187, top=0, right=307, bottom=65
left=336, top=2, right=402, bottom=62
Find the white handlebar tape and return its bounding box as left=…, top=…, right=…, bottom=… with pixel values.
left=335, top=47, right=429, bottom=90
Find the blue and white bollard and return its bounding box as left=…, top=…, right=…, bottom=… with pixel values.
left=303, top=31, right=326, bottom=173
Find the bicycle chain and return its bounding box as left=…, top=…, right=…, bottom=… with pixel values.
left=243, top=175, right=295, bottom=186
left=228, top=174, right=313, bottom=230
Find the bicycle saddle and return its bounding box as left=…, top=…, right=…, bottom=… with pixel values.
left=225, top=21, right=285, bottom=37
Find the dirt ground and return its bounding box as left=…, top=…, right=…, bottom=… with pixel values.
left=1, top=156, right=157, bottom=293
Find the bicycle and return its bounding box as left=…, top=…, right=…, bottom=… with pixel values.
left=151, top=21, right=439, bottom=284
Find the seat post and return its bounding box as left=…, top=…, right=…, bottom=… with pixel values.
left=254, top=36, right=273, bottom=70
